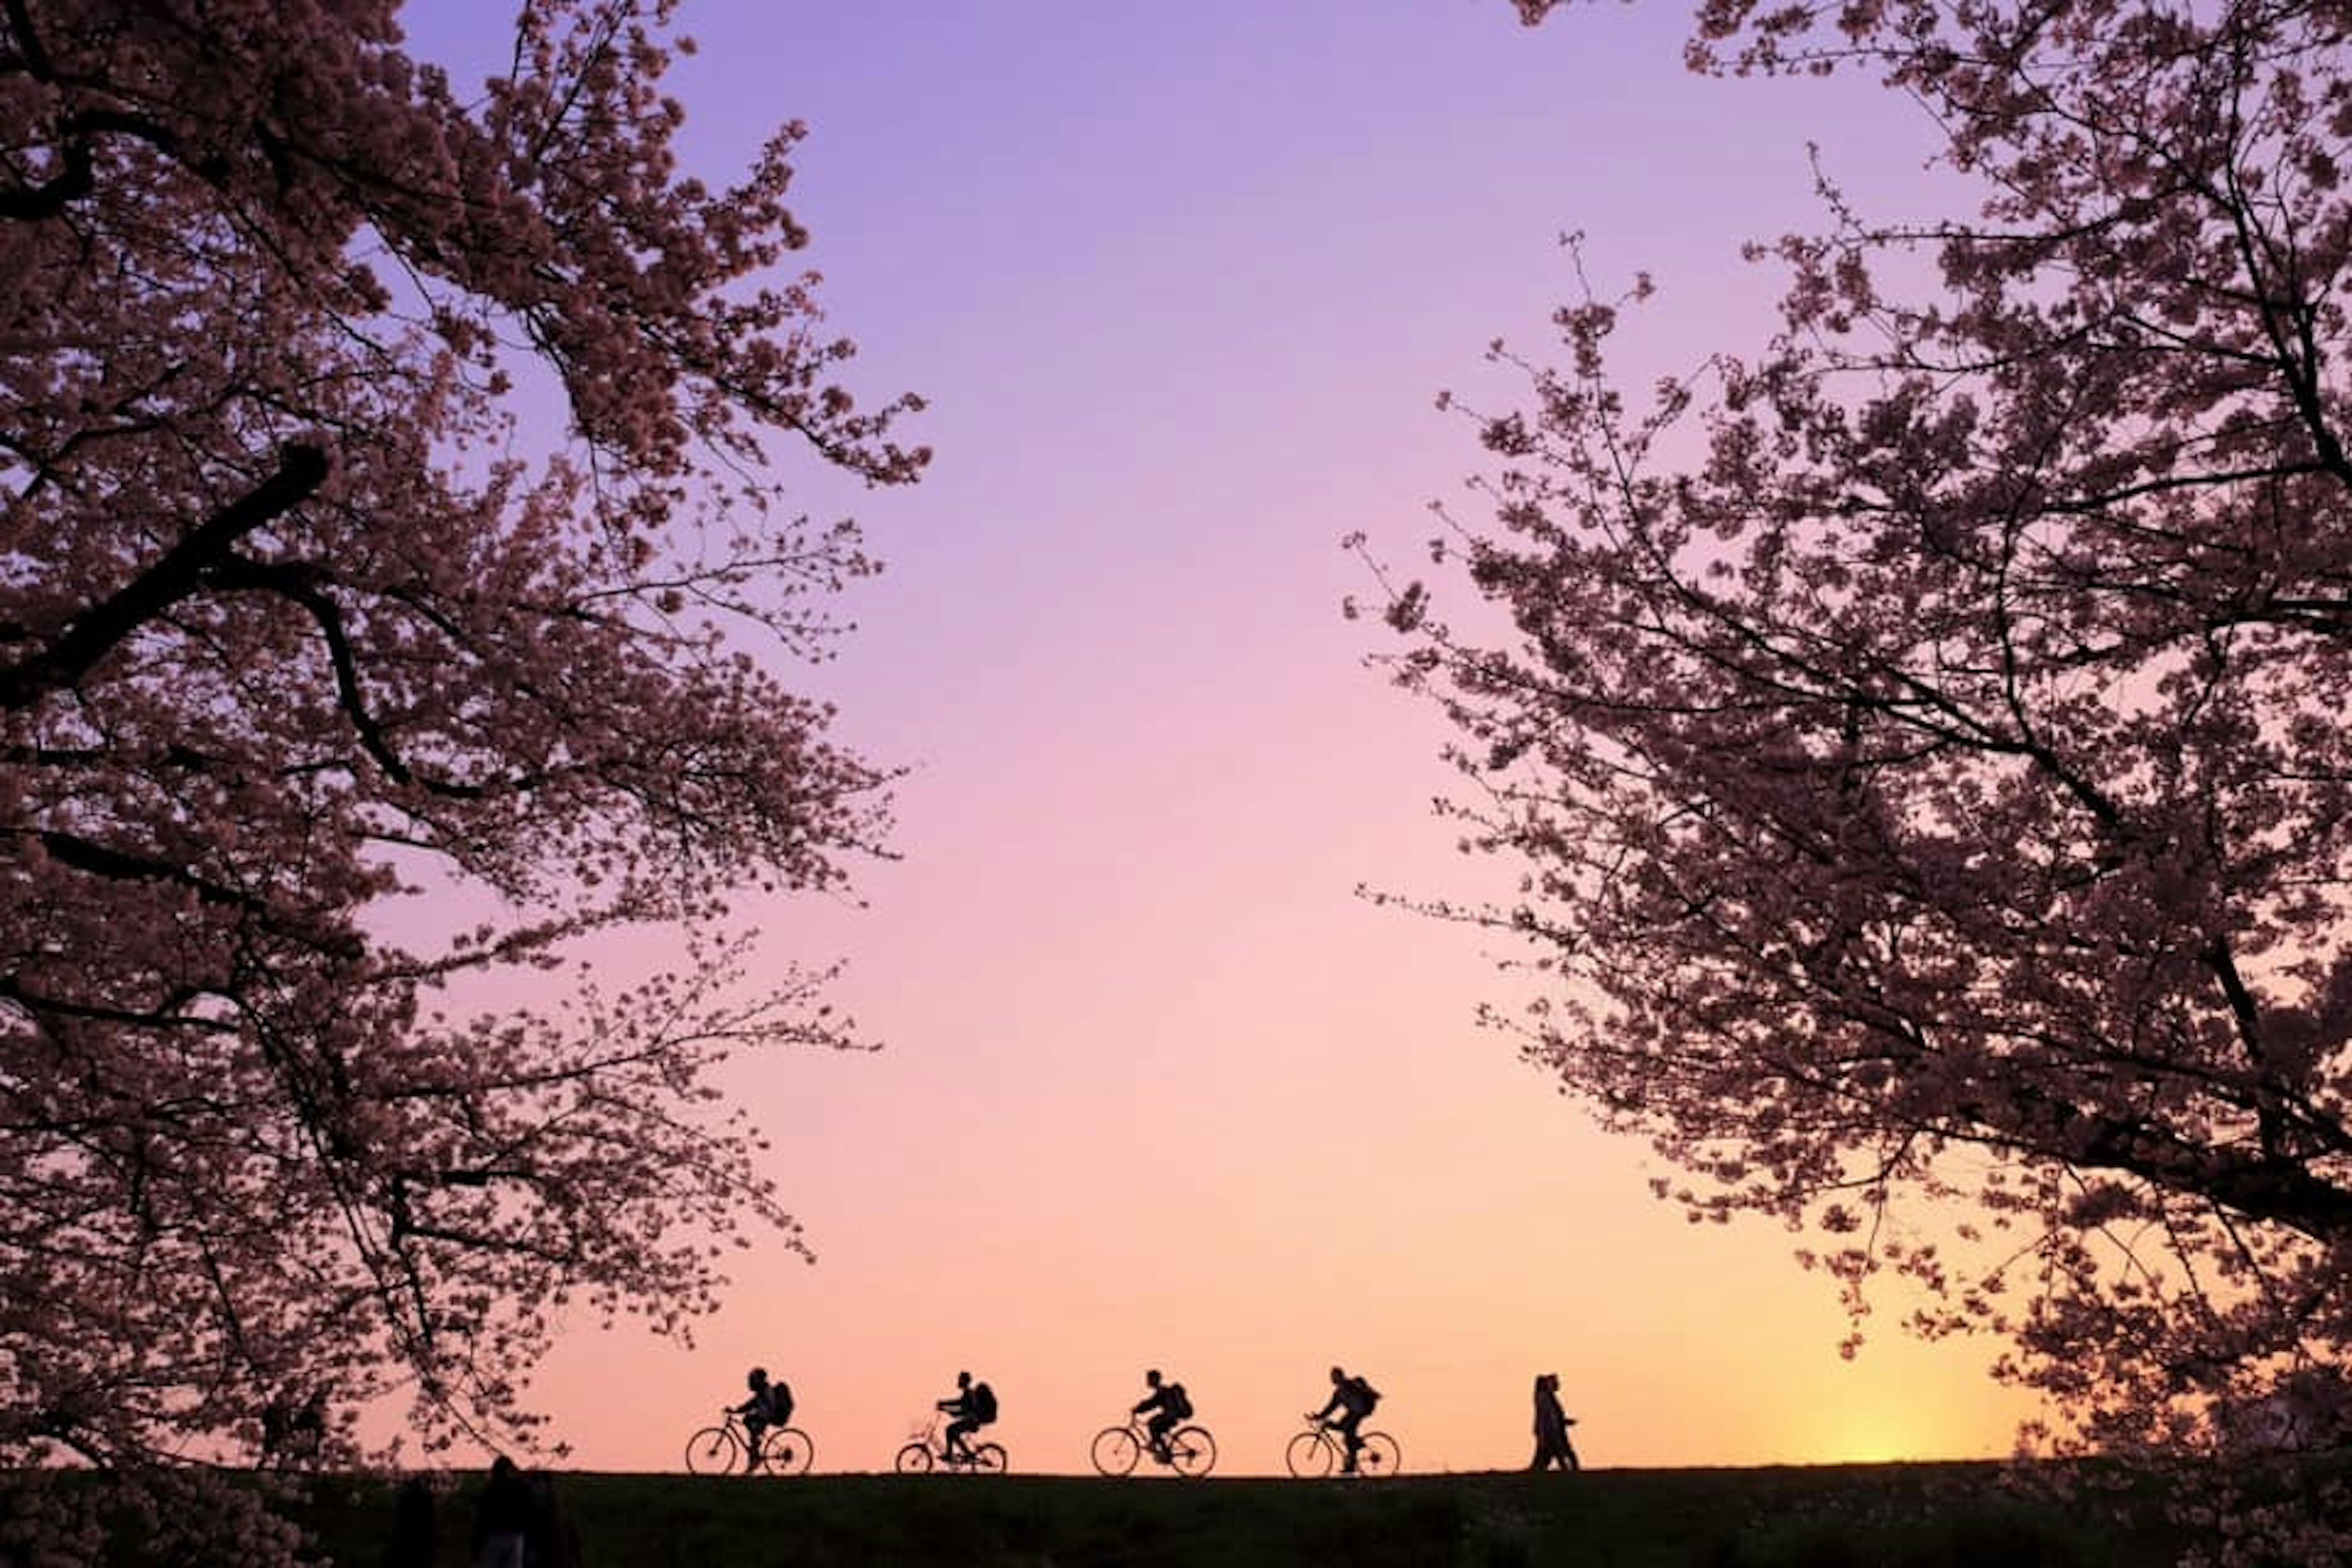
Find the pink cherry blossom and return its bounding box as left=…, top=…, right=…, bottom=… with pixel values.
left=1372, top=1, right=2352, bottom=1542
left=1, top=2, right=922, bottom=1559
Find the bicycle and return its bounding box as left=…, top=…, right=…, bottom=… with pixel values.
left=1089, top=1414, right=1218, bottom=1477
left=894, top=1412, right=1007, bottom=1474
left=683, top=1408, right=814, bottom=1476
left=1284, top=1414, right=1401, bottom=1478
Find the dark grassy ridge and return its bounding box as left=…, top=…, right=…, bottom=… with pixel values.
left=293, top=1461, right=2195, bottom=1567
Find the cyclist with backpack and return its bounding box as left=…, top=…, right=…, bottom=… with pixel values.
left=1308, top=1365, right=1380, bottom=1474
left=1131, top=1369, right=1193, bottom=1464
left=937, top=1370, right=997, bottom=1465
left=728, top=1366, right=794, bottom=1469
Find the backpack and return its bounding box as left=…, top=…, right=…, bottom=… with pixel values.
left=969, top=1381, right=998, bottom=1422
left=1164, top=1382, right=1193, bottom=1420
left=769, top=1381, right=795, bottom=1424
left=1346, top=1376, right=1380, bottom=1415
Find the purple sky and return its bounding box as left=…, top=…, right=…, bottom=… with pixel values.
left=395, top=0, right=2030, bottom=1474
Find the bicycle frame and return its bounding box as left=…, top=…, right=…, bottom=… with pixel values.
left=1286, top=1414, right=1400, bottom=1479
left=911, top=1414, right=956, bottom=1461
left=896, top=1412, right=1006, bottom=1474
left=684, top=1409, right=813, bottom=1476
left=1090, top=1414, right=1217, bottom=1477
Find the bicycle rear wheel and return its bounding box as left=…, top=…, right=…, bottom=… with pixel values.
left=684, top=1425, right=741, bottom=1476
left=1283, top=1430, right=1332, bottom=1478
left=893, top=1442, right=933, bottom=1474
left=970, top=1442, right=1008, bottom=1474
left=1359, top=1430, right=1401, bottom=1477
left=764, top=1427, right=814, bottom=1475
left=1168, top=1424, right=1217, bottom=1477
left=1090, top=1425, right=1141, bottom=1477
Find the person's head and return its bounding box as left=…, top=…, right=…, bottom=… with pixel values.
left=1144, top=1369, right=1162, bottom=1388
left=957, top=1370, right=972, bottom=1389
left=747, top=1367, right=768, bottom=1390
left=1329, top=1365, right=1346, bottom=1385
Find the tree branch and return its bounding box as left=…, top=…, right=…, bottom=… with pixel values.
left=0, top=443, right=328, bottom=710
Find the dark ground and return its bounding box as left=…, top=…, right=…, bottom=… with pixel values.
left=294, top=1460, right=2198, bottom=1567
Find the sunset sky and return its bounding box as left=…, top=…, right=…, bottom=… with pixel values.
left=397, top=0, right=2041, bottom=1476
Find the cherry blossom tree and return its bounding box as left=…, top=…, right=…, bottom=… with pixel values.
left=1, top=0, right=922, bottom=1557
left=1362, top=0, right=2352, bottom=1479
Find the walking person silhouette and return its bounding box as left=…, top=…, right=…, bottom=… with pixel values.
left=1529, top=1372, right=1580, bottom=1472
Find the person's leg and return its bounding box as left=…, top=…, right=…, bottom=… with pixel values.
left=1340, top=1413, right=1363, bottom=1471
left=944, top=1415, right=975, bottom=1461
left=745, top=1417, right=769, bottom=1469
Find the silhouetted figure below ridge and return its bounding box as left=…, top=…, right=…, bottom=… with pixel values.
left=469, top=1456, right=533, bottom=1568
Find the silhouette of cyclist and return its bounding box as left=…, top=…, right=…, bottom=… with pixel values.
left=726, top=1366, right=794, bottom=1469
left=1131, top=1369, right=1194, bottom=1463
left=937, top=1370, right=997, bottom=1464
left=1308, top=1365, right=1380, bottom=1474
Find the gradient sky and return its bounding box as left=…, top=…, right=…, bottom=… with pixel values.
left=393, top=0, right=2041, bottom=1476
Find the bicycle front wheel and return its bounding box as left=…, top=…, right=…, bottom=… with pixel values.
left=1284, top=1430, right=1333, bottom=1478
left=1169, top=1425, right=1217, bottom=1477
left=970, top=1442, right=1008, bottom=1474
left=893, top=1442, right=934, bottom=1475
left=764, top=1427, right=814, bottom=1476
left=1359, top=1430, right=1402, bottom=1477
left=1090, top=1425, right=1141, bottom=1477
left=684, top=1425, right=741, bottom=1476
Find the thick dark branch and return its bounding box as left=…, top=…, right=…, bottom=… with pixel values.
left=1956, top=1078, right=2352, bottom=1241
left=28, top=827, right=260, bottom=910
left=206, top=556, right=490, bottom=800
left=0, top=0, right=50, bottom=77
left=1748, top=961, right=2352, bottom=1240
left=0, top=443, right=328, bottom=710
left=0, top=972, right=236, bottom=1034
left=205, top=556, right=412, bottom=786
left=0, top=100, right=228, bottom=218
